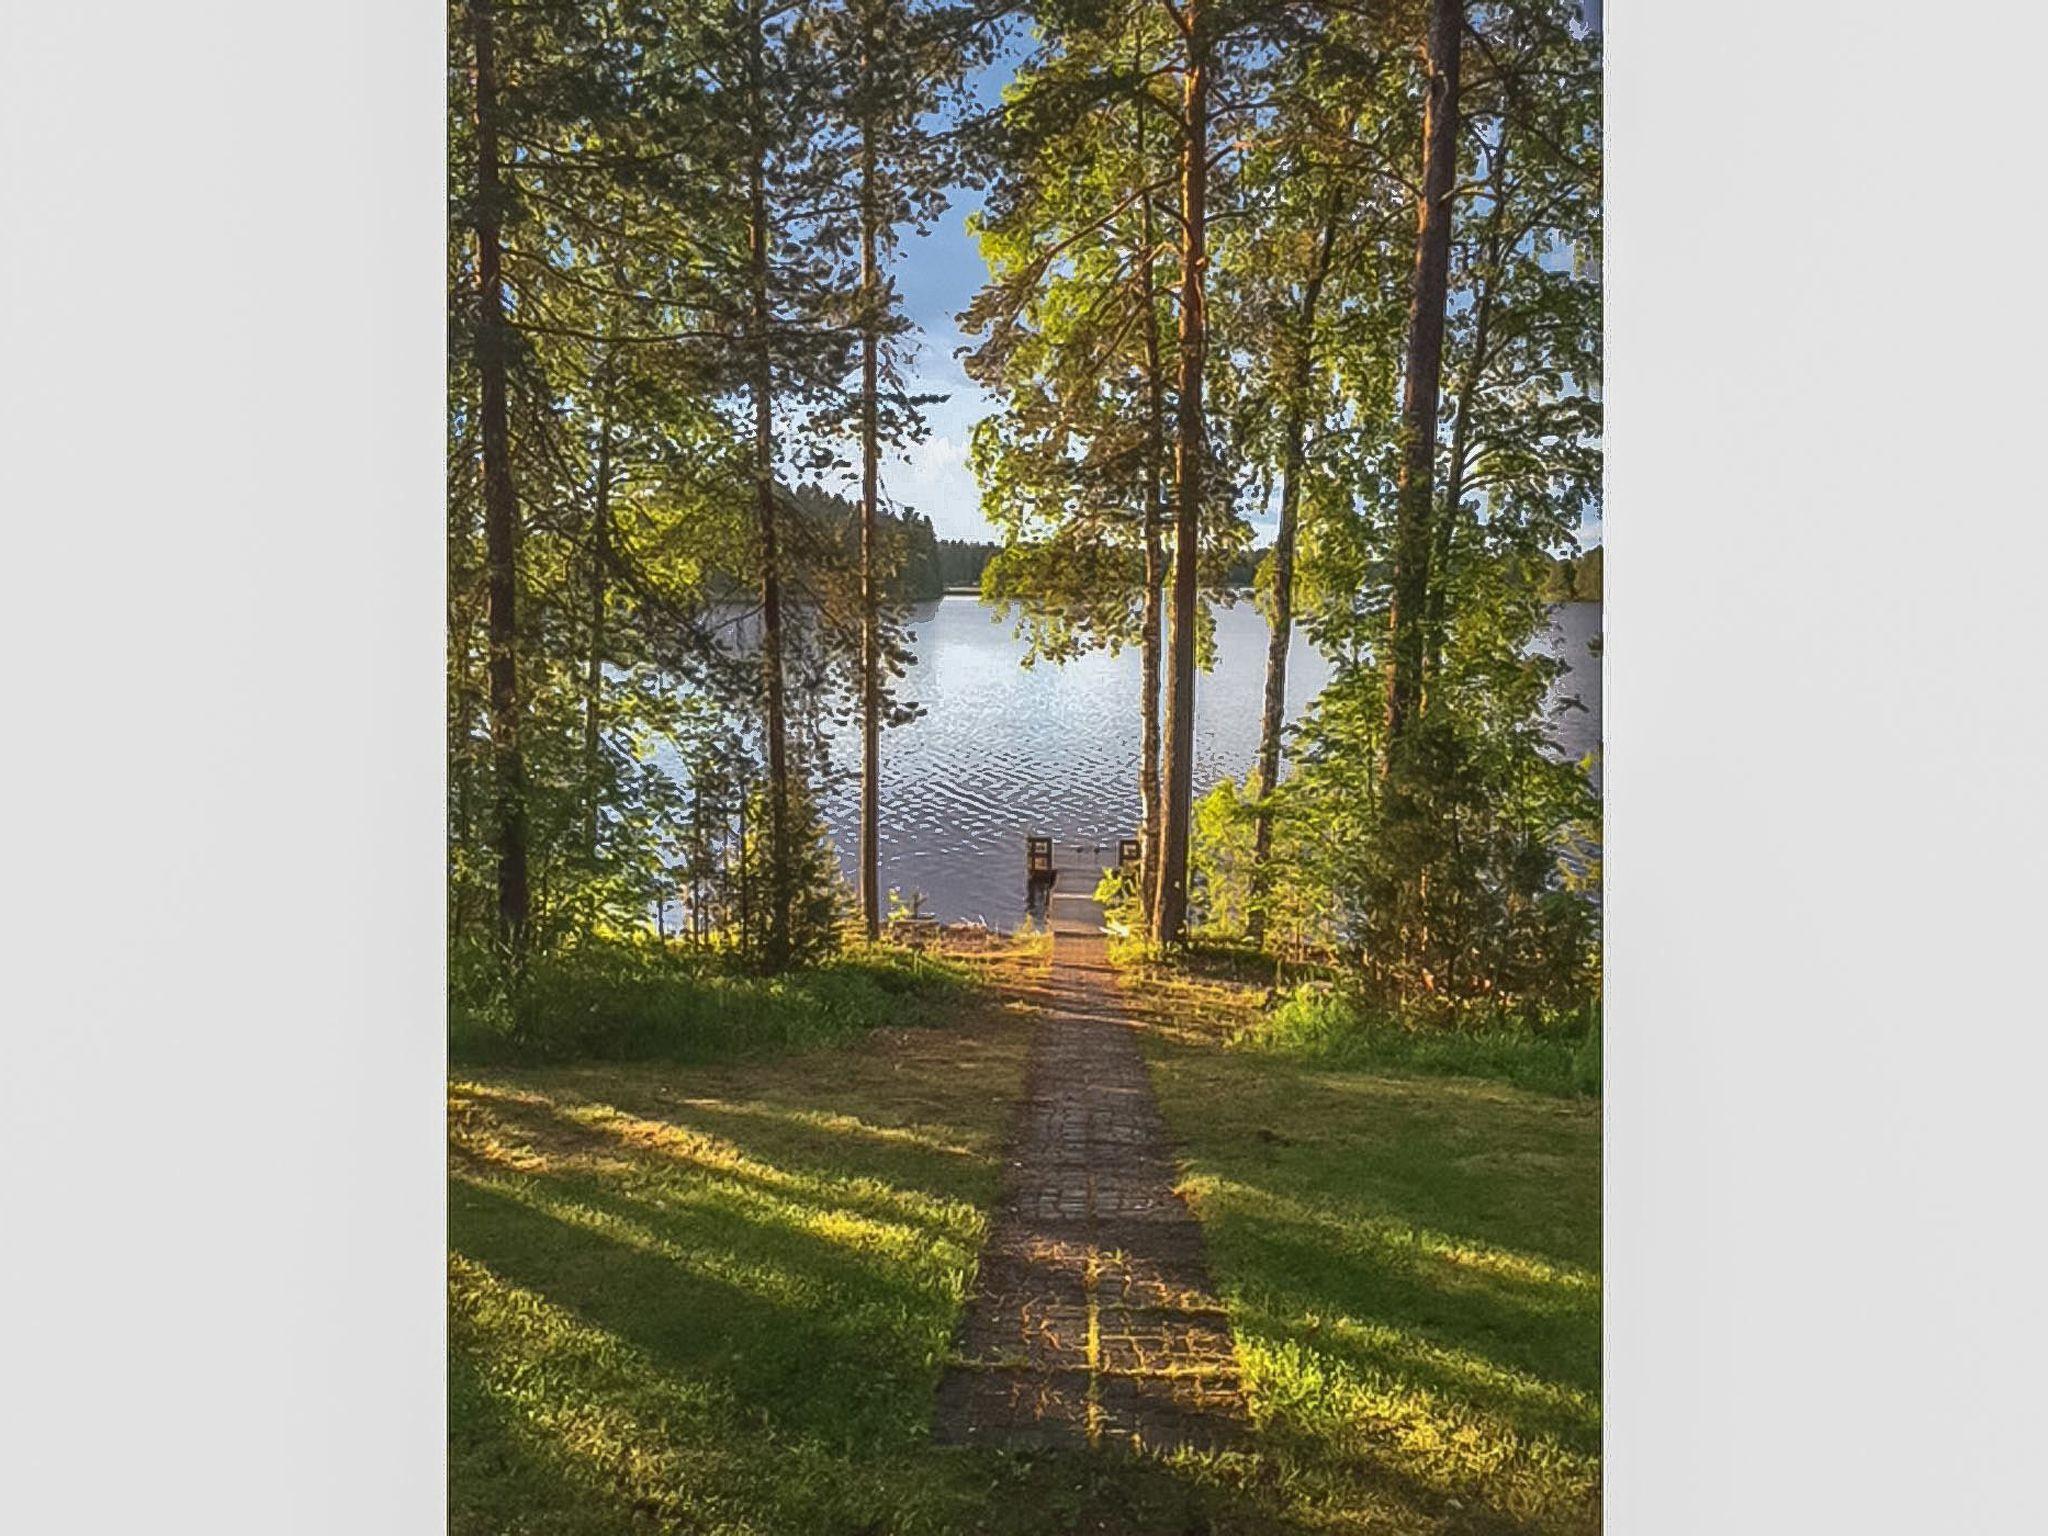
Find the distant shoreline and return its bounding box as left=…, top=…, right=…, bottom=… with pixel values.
left=931, top=588, right=1601, bottom=606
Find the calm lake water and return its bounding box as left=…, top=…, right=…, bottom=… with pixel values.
left=815, top=596, right=1601, bottom=925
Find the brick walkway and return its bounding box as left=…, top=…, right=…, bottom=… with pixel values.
left=933, top=933, right=1246, bottom=1455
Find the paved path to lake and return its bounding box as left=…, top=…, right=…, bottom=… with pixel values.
left=933, top=931, right=1247, bottom=1455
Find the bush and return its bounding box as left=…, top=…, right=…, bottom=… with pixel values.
left=449, top=935, right=976, bottom=1066
left=1239, top=983, right=1601, bottom=1097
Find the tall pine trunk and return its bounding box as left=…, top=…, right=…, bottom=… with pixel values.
left=1136, top=85, right=1166, bottom=915
left=1425, top=137, right=1510, bottom=693
left=1248, top=210, right=1339, bottom=945
left=857, top=57, right=883, bottom=943
left=582, top=397, right=612, bottom=866
left=746, top=4, right=792, bottom=970
left=1151, top=2, right=1208, bottom=947
left=469, top=0, right=529, bottom=953
left=1383, top=0, right=1463, bottom=751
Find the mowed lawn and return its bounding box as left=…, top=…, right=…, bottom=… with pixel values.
left=449, top=948, right=1600, bottom=1535
left=1120, top=974, right=1602, bottom=1533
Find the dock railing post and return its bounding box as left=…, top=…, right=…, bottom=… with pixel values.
left=1027, top=834, right=1053, bottom=879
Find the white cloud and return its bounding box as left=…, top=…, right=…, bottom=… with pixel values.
left=882, top=368, right=999, bottom=541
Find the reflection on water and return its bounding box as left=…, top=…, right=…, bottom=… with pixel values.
left=814, top=596, right=1600, bottom=925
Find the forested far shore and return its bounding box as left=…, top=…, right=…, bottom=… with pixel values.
left=927, top=539, right=1600, bottom=601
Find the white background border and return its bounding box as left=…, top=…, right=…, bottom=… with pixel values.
left=4, top=1, right=2045, bottom=1529
left=1605, top=2, right=2048, bottom=1527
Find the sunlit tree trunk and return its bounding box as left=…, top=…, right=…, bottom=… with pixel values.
left=1151, top=0, right=1208, bottom=947
left=1384, top=0, right=1463, bottom=751
left=1136, top=90, right=1166, bottom=917
left=468, top=0, right=529, bottom=953
left=857, top=39, right=883, bottom=943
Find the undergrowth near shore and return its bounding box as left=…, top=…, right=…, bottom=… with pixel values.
left=1245, top=985, right=1602, bottom=1098
left=450, top=935, right=980, bottom=1066
left=1108, top=940, right=1600, bottom=1098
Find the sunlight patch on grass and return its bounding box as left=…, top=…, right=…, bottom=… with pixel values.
left=452, top=1080, right=987, bottom=1245
left=455, top=1168, right=832, bottom=1314
left=1238, top=1297, right=1600, bottom=1441
left=452, top=949, right=1600, bottom=1534
left=1115, top=953, right=1602, bottom=1533
left=663, top=1096, right=983, bottom=1162
left=1244, top=1332, right=1601, bottom=1532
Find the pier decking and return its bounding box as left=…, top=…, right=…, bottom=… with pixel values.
left=1026, top=836, right=1134, bottom=935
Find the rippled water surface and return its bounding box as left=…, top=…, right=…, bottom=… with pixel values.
left=815, top=596, right=1600, bottom=925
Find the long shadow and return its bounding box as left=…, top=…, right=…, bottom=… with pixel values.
left=453, top=1175, right=952, bottom=1452
left=1237, top=1292, right=1599, bottom=1453
left=456, top=1175, right=1332, bottom=1535
left=457, top=1088, right=989, bottom=1243
left=447, top=1323, right=646, bottom=1534
left=1138, top=1035, right=1601, bottom=1272
left=1107, top=1005, right=1602, bottom=1532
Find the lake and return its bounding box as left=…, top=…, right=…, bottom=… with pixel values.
left=813, top=596, right=1601, bottom=925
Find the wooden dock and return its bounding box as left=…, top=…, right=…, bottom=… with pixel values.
left=1027, top=835, right=1138, bottom=936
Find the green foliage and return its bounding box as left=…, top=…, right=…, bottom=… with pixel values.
left=1090, top=862, right=1144, bottom=937
left=1191, top=0, right=1603, bottom=1024
left=448, top=0, right=993, bottom=978
left=1538, top=545, right=1603, bottom=602
left=737, top=777, right=849, bottom=967
left=935, top=537, right=1000, bottom=591
left=1190, top=777, right=1258, bottom=937
left=963, top=1, right=1251, bottom=672
left=449, top=932, right=974, bottom=1065
left=1241, top=983, right=1602, bottom=1097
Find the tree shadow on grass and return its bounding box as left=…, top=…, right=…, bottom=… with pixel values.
left=1118, top=1016, right=1601, bottom=1533
left=453, top=1173, right=964, bottom=1452
left=454, top=1083, right=989, bottom=1245
left=453, top=1172, right=1320, bottom=1535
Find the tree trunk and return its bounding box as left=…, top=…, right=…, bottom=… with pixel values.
left=1150, top=2, right=1208, bottom=948
left=1383, top=0, right=1463, bottom=751
left=857, top=60, right=883, bottom=943
left=1136, top=80, right=1166, bottom=918
left=1248, top=209, right=1339, bottom=945
left=746, top=5, right=792, bottom=970
left=582, top=380, right=613, bottom=867
left=469, top=0, right=529, bottom=953
left=1425, top=135, right=1510, bottom=694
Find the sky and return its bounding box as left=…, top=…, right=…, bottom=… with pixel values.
left=878, top=52, right=1014, bottom=544
left=883, top=207, right=1001, bottom=542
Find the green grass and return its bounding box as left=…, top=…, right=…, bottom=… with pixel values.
left=449, top=942, right=1600, bottom=1534
left=1238, top=984, right=1602, bottom=1099
left=450, top=944, right=1259, bottom=1535
left=450, top=937, right=979, bottom=1066
left=1117, top=971, right=1602, bottom=1532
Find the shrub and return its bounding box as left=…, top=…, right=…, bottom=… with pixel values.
left=1240, top=982, right=1601, bottom=1097
left=449, top=935, right=975, bottom=1066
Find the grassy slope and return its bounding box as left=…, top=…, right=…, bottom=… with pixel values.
left=449, top=945, right=1251, bottom=1535
left=449, top=946, right=1600, bottom=1535
left=1121, top=972, right=1602, bottom=1534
